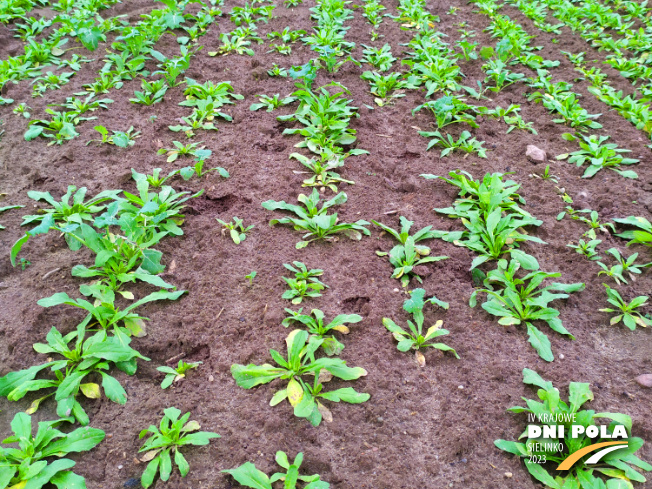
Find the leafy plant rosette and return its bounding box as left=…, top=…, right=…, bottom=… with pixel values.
left=0, top=412, right=105, bottom=489
left=231, top=330, right=370, bottom=426
left=262, top=190, right=370, bottom=249
left=138, top=407, right=220, bottom=488
left=0, top=323, right=148, bottom=426
left=223, top=451, right=330, bottom=489
left=470, top=259, right=584, bottom=362
left=382, top=288, right=458, bottom=367
left=495, top=368, right=651, bottom=489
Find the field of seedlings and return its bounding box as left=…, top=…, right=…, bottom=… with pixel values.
left=1, top=0, right=652, bottom=486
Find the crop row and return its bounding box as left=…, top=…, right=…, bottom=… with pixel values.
left=1, top=0, right=652, bottom=487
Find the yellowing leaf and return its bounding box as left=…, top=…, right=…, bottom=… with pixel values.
left=318, top=370, right=333, bottom=383
left=287, top=378, right=304, bottom=407
left=182, top=420, right=200, bottom=432
left=415, top=351, right=426, bottom=367
left=317, top=401, right=333, bottom=423
left=332, top=325, right=350, bottom=334
left=124, top=317, right=147, bottom=337
left=80, top=382, right=101, bottom=399
left=425, top=320, right=443, bottom=338
left=140, top=450, right=160, bottom=462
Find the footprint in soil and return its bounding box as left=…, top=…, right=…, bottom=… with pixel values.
left=343, top=296, right=371, bottom=315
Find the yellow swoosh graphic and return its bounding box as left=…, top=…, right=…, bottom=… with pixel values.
left=557, top=441, right=628, bottom=471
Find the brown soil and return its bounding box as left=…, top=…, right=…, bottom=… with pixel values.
left=1, top=0, right=651, bottom=487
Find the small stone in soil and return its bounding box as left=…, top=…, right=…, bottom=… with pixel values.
left=505, top=472, right=513, bottom=478
left=124, top=478, right=140, bottom=488
left=526, top=145, right=547, bottom=163
left=635, top=374, right=652, bottom=388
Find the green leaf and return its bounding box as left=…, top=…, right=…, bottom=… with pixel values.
left=593, top=412, right=631, bottom=432
left=319, top=387, right=370, bottom=404
left=526, top=323, right=554, bottom=362
left=42, top=426, right=105, bottom=457
left=22, top=459, right=77, bottom=489
left=0, top=363, right=56, bottom=397
left=568, top=382, right=593, bottom=412
left=524, top=459, right=561, bottom=488
left=511, top=249, right=539, bottom=270
left=231, top=364, right=286, bottom=389
left=25, top=125, right=44, bottom=141
left=178, top=431, right=220, bottom=446
left=142, top=457, right=160, bottom=489
left=494, top=439, right=528, bottom=456
left=50, top=470, right=87, bottom=489
left=605, top=480, right=633, bottom=489
left=100, top=372, right=127, bottom=404
left=222, top=462, right=273, bottom=489
left=175, top=450, right=190, bottom=477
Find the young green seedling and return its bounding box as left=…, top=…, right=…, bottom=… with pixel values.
left=600, top=284, right=650, bottom=330
left=12, top=102, right=31, bottom=118
left=10, top=185, right=122, bottom=264
left=413, top=95, right=479, bottom=130
left=24, top=109, right=94, bottom=145
left=138, top=407, right=220, bottom=488
left=291, top=152, right=355, bottom=192
left=267, top=27, right=306, bottom=43
left=87, top=125, right=140, bottom=147
left=495, top=368, right=651, bottom=488
left=613, top=216, right=652, bottom=248
left=0, top=204, right=23, bottom=230
left=157, top=360, right=202, bottom=389
left=268, top=64, right=288, bottom=77
left=223, top=451, right=330, bottom=489
left=360, top=43, right=396, bottom=71
left=62, top=223, right=173, bottom=293
left=282, top=261, right=329, bottom=304
left=597, top=248, right=651, bottom=285
left=157, top=141, right=211, bottom=163
left=282, top=308, right=362, bottom=355
left=249, top=94, right=296, bottom=112
left=31, top=70, right=74, bottom=97
left=246, top=271, right=257, bottom=284
left=0, top=412, right=105, bottom=488
left=471, top=259, right=584, bottom=361
left=209, top=32, right=255, bottom=56
left=567, top=239, right=601, bottom=260
left=216, top=216, right=254, bottom=244
left=262, top=189, right=370, bottom=248
left=231, top=329, right=369, bottom=426
left=529, top=164, right=557, bottom=182
left=557, top=133, right=639, bottom=179
left=130, top=78, right=168, bottom=105
left=38, top=287, right=186, bottom=338
left=360, top=71, right=409, bottom=106
left=268, top=43, right=292, bottom=55
left=52, top=94, right=113, bottom=114
left=420, top=130, right=487, bottom=158
left=0, top=323, right=148, bottom=425
left=383, top=288, right=457, bottom=367
left=372, top=216, right=448, bottom=287
left=106, top=178, right=203, bottom=241
left=557, top=207, right=615, bottom=239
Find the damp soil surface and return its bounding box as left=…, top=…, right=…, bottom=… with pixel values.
left=1, top=0, right=651, bottom=487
